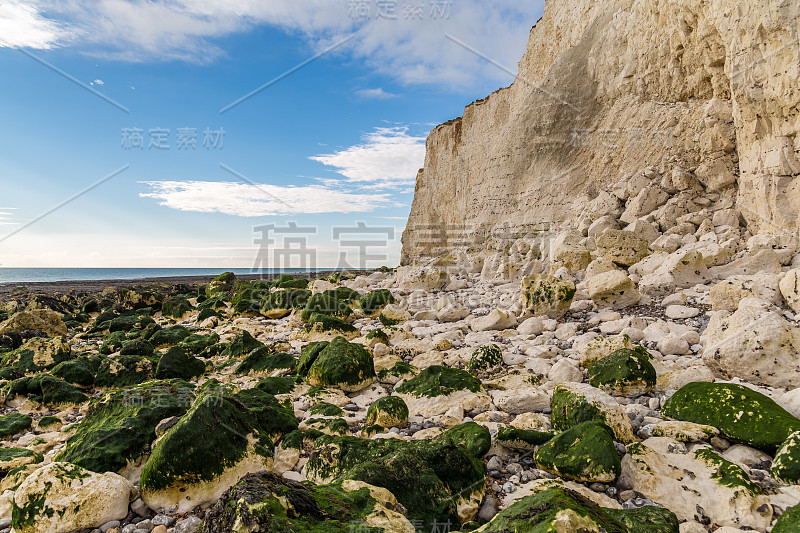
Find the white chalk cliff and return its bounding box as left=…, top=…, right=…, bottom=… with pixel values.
left=402, top=0, right=800, bottom=262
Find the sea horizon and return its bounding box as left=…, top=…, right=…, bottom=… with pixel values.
left=0, top=267, right=337, bottom=284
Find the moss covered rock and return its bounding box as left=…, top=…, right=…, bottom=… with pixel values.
left=396, top=365, right=481, bottom=398
left=773, top=503, right=800, bottom=533
left=588, top=346, right=656, bottom=397
left=179, top=332, right=220, bottom=354
left=99, top=331, right=126, bottom=355
left=306, top=312, right=357, bottom=334
left=662, top=382, right=800, bottom=453
left=95, top=354, right=155, bottom=388
left=108, top=313, right=155, bottom=333
left=56, top=380, right=194, bottom=475
left=533, top=422, right=621, bottom=482
left=479, top=486, right=678, bottom=533
left=0, top=337, right=72, bottom=380
left=220, top=330, right=265, bottom=358
left=771, top=430, right=800, bottom=484
left=520, top=274, right=576, bottom=319
left=302, top=417, right=351, bottom=436
left=310, top=401, right=344, bottom=417
left=155, top=346, right=206, bottom=380
left=0, top=413, right=32, bottom=437
left=306, top=433, right=486, bottom=529
left=441, top=422, right=491, bottom=458
left=200, top=471, right=414, bottom=533
left=359, top=289, right=396, bottom=314
left=260, top=289, right=311, bottom=318
left=161, top=296, right=193, bottom=318
left=495, top=427, right=555, bottom=451
left=255, top=376, right=298, bottom=396
left=50, top=357, right=102, bottom=387
left=301, top=293, right=353, bottom=322
left=149, top=325, right=191, bottom=348
left=205, top=271, right=236, bottom=298
left=466, top=344, right=503, bottom=373
left=551, top=383, right=635, bottom=443
left=366, top=396, right=409, bottom=428
left=298, top=341, right=329, bottom=377
left=306, top=336, right=375, bottom=392
left=232, top=388, right=299, bottom=442
left=8, top=374, right=88, bottom=406
left=236, top=347, right=296, bottom=376
left=119, top=338, right=154, bottom=356
left=139, top=392, right=275, bottom=513
left=0, top=448, right=42, bottom=476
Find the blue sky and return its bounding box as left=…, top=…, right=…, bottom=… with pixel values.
left=0, top=0, right=544, bottom=268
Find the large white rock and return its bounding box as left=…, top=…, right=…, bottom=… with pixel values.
left=437, top=302, right=470, bottom=323
left=780, top=268, right=800, bottom=313
left=12, top=462, right=132, bottom=533
left=393, top=265, right=450, bottom=292
left=620, top=438, right=772, bottom=531
left=639, top=250, right=709, bottom=296
left=578, top=334, right=632, bottom=367
left=470, top=309, right=518, bottom=332
left=553, top=383, right=635, bottom=443
left=702, top=297, right=800, bottom=389
left=710, top=273, right=781, bottom=311
left=586, top=270, right=641, bottom=310
left=490, top=387, right=550, bottom=414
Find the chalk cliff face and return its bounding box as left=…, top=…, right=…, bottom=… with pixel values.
left=402, top=0, right=800, bottom=263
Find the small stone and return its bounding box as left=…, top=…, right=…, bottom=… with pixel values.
left=152, top=515, right=175, bottom=527
left=665, top=305, right=700, bottom=319
left=648, top=397, right=660, bottom=410
left=100, top=522, right=121, bottom=533
left=477, top=495, right=498, bottom=523
left=173, top=516, right=202, bottom=533
left=152, top=527, right=167, bottom=533
left=130, top=498, right=151, bottom=517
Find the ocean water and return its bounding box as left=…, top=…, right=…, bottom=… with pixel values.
left=0, top=268, right=316, bottom=284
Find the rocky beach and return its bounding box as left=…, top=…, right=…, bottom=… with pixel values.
left=3, top=0, right=800, bottom=531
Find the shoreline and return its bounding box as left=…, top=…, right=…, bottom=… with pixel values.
left=0, top=270, right=374, bottom=298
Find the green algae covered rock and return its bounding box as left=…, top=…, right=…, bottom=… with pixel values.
left=139, top=391, right=276, bottom=513
left=260, top=288, right=311, bottom=318
left=56, top=380, right=194, bottom=474
left=495, top=427, right=555, bottom=451
left=236, top=347, right=296, bottom=376
left=441, top=422, right=491, bottom=458
left=255, top=376, right=298, bottom=396
left=306, top=312, right=357, bottom=334
left=772, top=430, right=800, bottom=484
left=0, top=447, right=42, bottom=476
left=588, top=346, right=656, bottom=397
left=232, top=387, right=299, bottom=442
left=395, top=365, right=481, bottom=397
left=465, top=344, right=503, bottom=373
left=0, top=337, right=72, bottom=380
left=773, top=503, right=800, bottom=533
left=220, top=330, right=265, bottom=358
left=366, top=396, right=409, bottom=428
left=520, top=274, right=576, bottom=319
left=301, top=293, right=353, bottom=322
left=359, top=289, right=396, bottom=314
left=155, top=346, right=206, bottom=380
left=99, top=331, right=126, bottom=355
left=119, top=338, right=154, bottom=356
left=479, top=486, right=678, bottom=533
left=274, top=277, right=310, bottom=289
left=178, top=332, right=220, bottom=354
left=551, top=382, right=636, bottom=443
left=8, top=374, right=88, bottom=406
left=533, top=422, right=620, bottom=482
left=297, top=341, right=329, bottom=378
left=303, top=417, right=350, bottom=436
left=662, top=382, right=800, bottom=453
left=200, top=471, right=414, bottom=533
left=310, top=401, right=344, bottom=417
left=0, top=413, right=32, bottom=438
left=306, top=336, right=375, bottom=392
left=306, top=433, right=486, bottom=530
left=94, top=354, right=155, bottom=388
left=161, top=296, right=193, bottom=318
left=149, top=325, right=191, bottom=348
left=205, top=271, right=236, bottom=298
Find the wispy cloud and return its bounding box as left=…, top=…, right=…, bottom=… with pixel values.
left=356, top=87, right=398, bottom=99
left=0, top=0, right=75, bottom=49
left=310, top=126, right=425, bottom=188
left=139, top=180, right=393, bottom=216
left=7, top=1, right=544, bottom=87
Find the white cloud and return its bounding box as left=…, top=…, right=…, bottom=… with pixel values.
left=356, top=88, right=398, bottom=99
left=21, top=0, right=545, bottom=87
left=0, top=1, right=74, bottom=49
left=139, top=180, right=393, bottom=216
left=310, top=127, right=425, bottom=188
left=90, top=78, right=103, bottom=85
